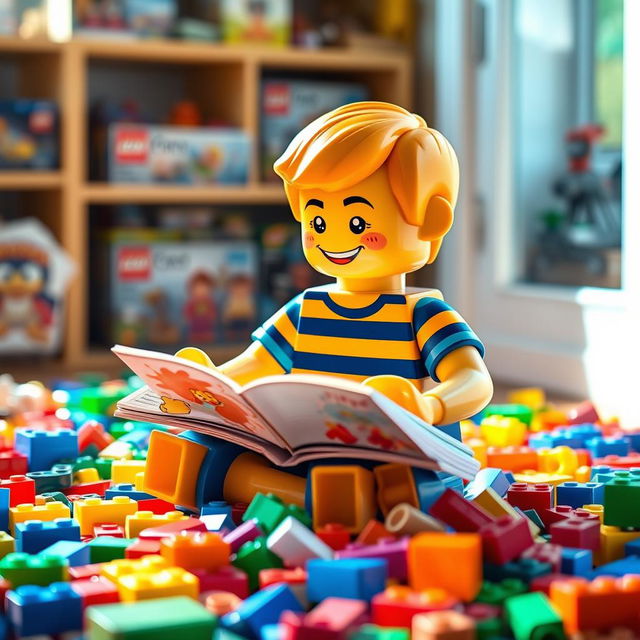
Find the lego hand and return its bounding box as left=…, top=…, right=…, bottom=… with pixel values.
left=362, top=375, right=443, bottom=425
left=174, top=347, right=217, bottom=369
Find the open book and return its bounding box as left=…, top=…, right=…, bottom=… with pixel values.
left=112, top=345, right=480, bottom=479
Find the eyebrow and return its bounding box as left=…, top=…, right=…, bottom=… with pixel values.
left=305, top=198, right=324, bottom=209
left=343, top=196, right=374, bottom=208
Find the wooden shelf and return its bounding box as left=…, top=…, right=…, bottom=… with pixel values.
left=0, top=171, right=62, bottom=190
left=82, top=183, right=286, bottom=205
left=0, top=36, right=61, bottom=54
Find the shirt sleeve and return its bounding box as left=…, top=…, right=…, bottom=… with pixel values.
left=413, top=297, right=484, bottom=382
left=251, top=293, right=302, bottom=373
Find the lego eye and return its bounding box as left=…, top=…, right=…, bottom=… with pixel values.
left=349, top=216, right=367, bottom=234
left=21, top=263, right=41, bottom=282
left=312, top=216, right=326, bottom=234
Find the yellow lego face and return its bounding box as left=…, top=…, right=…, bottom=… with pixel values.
left=298, top=167, right=431, bottom=279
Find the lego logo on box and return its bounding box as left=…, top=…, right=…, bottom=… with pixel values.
left=118, top=247, right=151, bottom=281
left=115, top=129, right=149, bottom=164
left=264, top=84, right=290, bottom=116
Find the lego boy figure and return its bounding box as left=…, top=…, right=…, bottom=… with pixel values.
left=181, top=102, right=492, bottom=427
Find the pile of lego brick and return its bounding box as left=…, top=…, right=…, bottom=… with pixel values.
left=1, top=376, right=640, bottom=639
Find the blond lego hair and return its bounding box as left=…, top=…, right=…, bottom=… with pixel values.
left=274, top=101, right=459, bottom=262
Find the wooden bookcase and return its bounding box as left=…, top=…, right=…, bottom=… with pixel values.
left=0, top=37, right=413, bottom=373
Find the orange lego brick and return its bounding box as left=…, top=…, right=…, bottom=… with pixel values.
left=74, top=497, right=138, bottom=536
left=408, top=532, right=482, bottom=601
left=355, top=519, right=394, bottom=545
left=373, top=464, right=419, bottom=516
left=486, top=447, right=538, bottom=472
left=125, top=510, right=187, bottom=538
left=160, top=532, right=230, bottom=571
left=550, top=576, right=640, bottom=633
left=116, top=567, right=199, bottom=602
left=467, top=439, right=487, bottom=468
left=9, top=502, right=71, bottom=534
left=310, top=465, right=376, bottom=534
left=412, top=610, right=476, bottom=640
left=530, top=409, right=568, bottom=433
left=143, top=430, right=208, bottom=510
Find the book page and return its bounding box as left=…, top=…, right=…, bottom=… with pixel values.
left=112, top=345, right=279, bottom=443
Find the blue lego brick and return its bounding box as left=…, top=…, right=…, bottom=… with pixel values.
left=27, top=464, right=73, bottom=493
left=463, top=468, right=512, bottom=500
left=625, top=538, right=640, bottom=557
left=201, top=501, right=236, bottom=531
left=307, top=558, right=387, bottom=603
left=260, top=623, right=282, bottom=640
left=105, top=483, right=154, bottom=501
left=7, top=582, right=83, bottom=636
left=529, top=431, right=583, bottom=450
left=220, top=584, right=302, bottom=638
left=0, top=487, right=8, bottom=532
left=590, top=465, right=614, bottom=482
left=39, top=540, right=89, bottom=567
left=436, top=472, right=464, bottom=494
left=117, top=428, right=153, bottom=450
left=556, top=481, right=604, bottom=509
left=202, top=500, right=234, bottom=517
left=590, top=555, right=640, bottom=578
left=586, top=436, right=630, bottom=459
left=521, top=509, right=545, bottom=531
left=14, top=429, right=79, bottom=471
left=411, top=469, right=445, bottom=511
left=625, top=432, right=640, bottom=454
left=560, top=547, right=593, bottom=576
left=15, top=518, right=81, bottom=554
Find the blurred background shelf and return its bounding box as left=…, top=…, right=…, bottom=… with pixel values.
left=0, top=171, right=62, bottom=189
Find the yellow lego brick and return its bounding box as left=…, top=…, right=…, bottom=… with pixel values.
left=74, top=496, right=138, bottom=536
left=125, top=510, right=188, bottom=538
left=467, top=438, right=487, bottom=468
left=98, top=441, right=134, bottom=460
left=134, top=471, right=145, bottom=491
left=597, top=525, right=640, bottom=565
left=480, top=416, right=527, bottom=447
left=111, top=459, right=147, bottom=484
left=34, top=495, right=46, bottom=506
left=513, top=471, right=573, bottom=487
left=537, top=446, right=579, bottom=477
left=472, top=488, right=540, bottom=538
left=507, top=387, right=546, bottom=410
left=460, top=420, right=479, bottom=441
left=142, top=430, right=209, bottom=510
left=9, top=502, right=71, bottom=534
left=100, top=555, right=169, bottom=583
left=116, top=567, right=199, bottom=602
left=75, top=468, right=100, bottom=483
left=0, top=532, right=15, bottom=559
left=575, top=466, right=592, bottom=483
left=582, top=504, right=604, bottom=522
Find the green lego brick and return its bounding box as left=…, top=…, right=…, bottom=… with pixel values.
left=232, top=537, right=283, bottom=591
left=350, top=625, right=409, bottom=640
left=603, top=470, right=640, bottom=528
left=88, top=537, right=134, bottom=563
left=87, top=595, right=216, bottom=640
left=0, top=552, right=67, bottom=586
left=476, top=616, right=505, bottom=640
left=476, top=579, right=527, bottom=605
left=94, top=458, right=113, bottom=480
left=79, top=387, right=130, bottom=416
left=484, top=404, right=533, bottom=426
left=242, top=493, right=311, bottom=534
left=71, top=456, right=98, bottom=473
left=504, top=592, right=565, bottom=640
left=27, top=465, right=73, bottom=493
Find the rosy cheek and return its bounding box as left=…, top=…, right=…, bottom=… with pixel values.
left=303, top=232, right=315, bottom=249
left=362, top=232, right=388, bottom=250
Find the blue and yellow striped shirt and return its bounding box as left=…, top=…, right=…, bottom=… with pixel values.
left=251, top=286, right=484, bottom=386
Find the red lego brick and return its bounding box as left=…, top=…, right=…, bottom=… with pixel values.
left=485, top=447, right=538, bottom=472
left=70, top=575, right=119, bottom=608
left=139, top=517, right=207, bottom=540
left=137, top=498, right=176, bottom=514
left=280, top=597, right=368, bottom=640
left=68, top=562, right=105, bottom=580
left=189, top=565, right=249, bottom=598
left=259, top=567, right=307, bottom=589
left=315, top=523, right=351, bottom=551
left=93, top=523, right=124, bottom=538
left=232, top=502, right=248, bottom=525
left=478, top=515, right=534, bottom=565
left=594, top=453, right=640, bottom=469
left=568, top=401, right=600, bottom=425
left=550, top=510, right=601, bottom=551
left=125, top=538, right=162, bottom=558
left=77, top=420, right=114, bottom=453
left=521, top=543, right=563, bottom=572
left=430, top=489, right=494, bottom=532
left=540, top=505, right=576, bottom=529
left=355, top=519, right=395, bottom=545
left=575, top=449, right=591, bottom=467
left=0, top=450, right=29, bottom=480
left=529, top=573, right=574, bottom=596
left=62, top=480, right=111, bottom=496
left=0, top=474, right=35, bottom=507
left=372, top=586, right=460, bottom=628
left=506, top=483, right=554, bottom=513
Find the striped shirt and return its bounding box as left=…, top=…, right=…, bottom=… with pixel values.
left=251, top=286, right=484, bottom=386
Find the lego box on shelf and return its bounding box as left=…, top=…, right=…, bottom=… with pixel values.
left=0, top=100, right=58, bottom=169
left=0, top=217, right=74, bottom=355
left=221, top=0, right=291, bottom=46
left=101, top=231, right=257, bottom=348
left=107, top=124, right=251, bottom=185
left=260, top=79, right=368, bottom=181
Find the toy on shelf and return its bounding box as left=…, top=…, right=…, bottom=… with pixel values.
left=0, top=218, right=74, bottom=355
left=221, top=0, right=291, bottom=46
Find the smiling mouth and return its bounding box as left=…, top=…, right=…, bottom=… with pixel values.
left=318, top=246, right=364, bottom=265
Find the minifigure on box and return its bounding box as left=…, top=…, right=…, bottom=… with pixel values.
left=222, top=273, right=256, bottom=343
left=183, top=270, right=217, bottom=344
left=180, top=102, right=493, bottom=427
